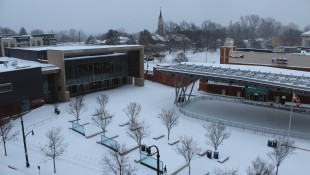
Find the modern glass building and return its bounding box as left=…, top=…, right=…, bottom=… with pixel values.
left=64, top=53, right=128, bottom=95
left=45, top=45, right=144, bottom=102
left=4, top=45, right=144, bottom=103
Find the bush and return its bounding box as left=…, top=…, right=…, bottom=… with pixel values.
left=173, top=52, right=189, bottom=63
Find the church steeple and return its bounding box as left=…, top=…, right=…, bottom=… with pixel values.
left=157, top=7, right=164, bottom=35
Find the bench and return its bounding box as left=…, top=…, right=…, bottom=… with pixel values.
left=119, top=145, right=139, bottom=156
left=170, top=164, right=187, bottom=175
left=119, top=122, right=130, bottom=127
left=68, top=119, right=81, bottom=122
left=153, top=134, right=165, bottom=140
left=198, top=150, right=209, bottom=156
left=168, top=140, right=180, bottom=146
left=217, top=156, right=229, bottom=163
left=8, top=165, right=18, bottom=170
left=85, top=130, right=105, bottom=139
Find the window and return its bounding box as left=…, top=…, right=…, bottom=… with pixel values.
left=3, top=42, right=8, bottom=47
left=31, top=41, right=36, bottom=46
left=10, top=43, right=15, bottom=47
left=0, top=83, right=13, bottom=93
left=37, top=41, right=41, bottom=46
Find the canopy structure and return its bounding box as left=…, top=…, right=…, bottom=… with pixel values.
left=156, top=63, right=310, bottom=105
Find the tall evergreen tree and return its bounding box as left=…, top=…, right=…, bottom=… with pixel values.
left=104, top=29, right=120, bottom=45
left=19, top=27, right=28, bottom=35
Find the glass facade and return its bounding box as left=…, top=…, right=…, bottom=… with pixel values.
left=65, top=53, right=128, bottom=95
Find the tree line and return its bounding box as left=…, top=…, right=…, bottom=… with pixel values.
left=1, top=14, right=310, bottom=50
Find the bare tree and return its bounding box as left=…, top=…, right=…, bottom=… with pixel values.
left=126, top=120, right=150, bottom=151
left=96, top=93, right=109, bottom=110
left=174, top=136, right=201, bottom=175
left=267, top=137, right=296, bottom=175
left=123, top=102, right=141, bottom=127
left=92, top=108, right=113, bottom=135
left=102, top=144, right=137, bottom=175
left=66, top=96, right=86, bottom=123
left=154, top=54, right=166, bottom=63
left=213, top=167, right=239, bottom=175
left=203, top=122, right=231, bottom=151
left=30, top=29, right=44, bottom=35
left=246, top=156, right=274, bottom=175
left=157, top=108, right=179, bottom=140
left=0, top=121, right=14, bottom=156
left=304, top=24, right=310, bottom=32
left=40, top=128, right=67, bottom=173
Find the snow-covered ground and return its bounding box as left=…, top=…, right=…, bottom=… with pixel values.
left=144, top=50, right=220, bottom=71
left=1, top=50, right=310, bottom=175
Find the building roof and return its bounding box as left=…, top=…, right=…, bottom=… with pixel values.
left=15, top=44, right=143, bottom=52
left=157, top=62, right=310, bottom=95
left=0, top=57, right=59, bottom=74
left=301, top=31, right=310, bottom=36
left=229, top=51, right=310, bottom=68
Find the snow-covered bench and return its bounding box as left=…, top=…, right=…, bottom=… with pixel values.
left=217, top=156, right=229, bottom=163
left=198, top=150, right=209, bottom=156
left=118, top=122, right=130, bottom=127
left=85, top=130, right=105, bottom=139
left=153, top=134, right=165, bottom=140
left=170, top=164, right=187, bottom=175
left=119, top=145, right=139, bottom=156
left=168, top=140, right=180, bottom=146
left=68, top=119, right=80, bottom=122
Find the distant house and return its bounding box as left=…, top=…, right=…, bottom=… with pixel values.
left=301, top=31, right=310, bottom=47
left=0, top=34, right=56, bottom=57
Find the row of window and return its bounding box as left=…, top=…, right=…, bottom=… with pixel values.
left=1, top=40, right=42, bottom=48
left=0, top=83, right=12, bottom=93
left=67, top=77, right=124, bottom=95
left=65, top=55, right=128, bottom=86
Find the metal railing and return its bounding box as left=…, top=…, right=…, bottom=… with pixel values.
left=179, top=95, right=310, bottom=140
left=12, top=115, right=60, bottom=137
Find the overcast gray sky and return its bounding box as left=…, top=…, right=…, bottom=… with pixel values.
left=0, top=0, right=309, bottom=34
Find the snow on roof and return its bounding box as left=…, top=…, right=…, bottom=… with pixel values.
left=65, top=53, right=126, bottom=61
left=15, top=44, right=143, bottom=51
left=0, top=57, right=59, bottom=73
left=157, top=62, right=310, bottom=93
left=301, top=31, right=310, bottom=36
left=152, top=34, right=166, bottom=42
left=181, top=62, right=310, bottom=77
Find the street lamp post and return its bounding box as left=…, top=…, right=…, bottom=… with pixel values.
left=146, top=145, right=160, bottom=175
left=20, top=115, right=34, bottom=168
left=38, top=166, right=41, bottom=175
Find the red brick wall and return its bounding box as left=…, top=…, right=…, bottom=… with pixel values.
left=0, top=97, right=44, bottom=119
left=145, top=68, right=194, bottom=87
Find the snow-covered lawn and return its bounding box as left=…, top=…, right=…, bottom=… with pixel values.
left=1, top=81, right=310, bottom=175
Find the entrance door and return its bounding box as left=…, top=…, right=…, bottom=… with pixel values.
left=237, top=91, right=241, bottom=97
left=21, top=100, right=30, bottom=112
left=221, top=89, right=226, bottom=95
